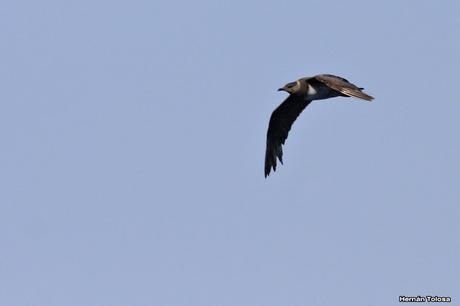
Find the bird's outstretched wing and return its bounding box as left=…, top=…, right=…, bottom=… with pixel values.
left=265, top=95, right=311, bottom=177
left=314, top=74, right=374, bottom=101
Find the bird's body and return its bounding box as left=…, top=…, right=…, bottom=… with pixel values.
left=264, top=74, right=374, bottom=177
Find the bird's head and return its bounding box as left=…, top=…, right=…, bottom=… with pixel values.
left=278, top=81, right=299, bottom=94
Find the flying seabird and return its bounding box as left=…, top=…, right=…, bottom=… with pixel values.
left=265, top=74, right=374, bottom=177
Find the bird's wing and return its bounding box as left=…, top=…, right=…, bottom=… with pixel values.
left=314, top=74, right=374, bottom=101
left=265, top=95, right=311, bottom=177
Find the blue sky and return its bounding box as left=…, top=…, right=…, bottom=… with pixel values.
left=1, top=0, right=459, bottom=305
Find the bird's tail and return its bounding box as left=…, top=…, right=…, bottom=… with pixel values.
left=343, top=88, right=374, bottom=101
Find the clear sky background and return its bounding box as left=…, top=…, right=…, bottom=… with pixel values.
left=1, top=0, right=459, bottom=305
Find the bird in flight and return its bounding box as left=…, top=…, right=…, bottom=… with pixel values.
left=265, top=74, right=374, bottom=177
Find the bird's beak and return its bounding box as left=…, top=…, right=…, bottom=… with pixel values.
left=277, top=87, right=285, bottom=92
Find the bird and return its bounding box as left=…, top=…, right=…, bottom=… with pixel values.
left=264, top=74, right=374, bottom=177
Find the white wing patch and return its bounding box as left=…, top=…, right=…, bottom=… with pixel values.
left=306, top=84, right=318, bottom=99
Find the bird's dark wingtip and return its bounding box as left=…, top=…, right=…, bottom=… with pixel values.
left=264, top=168, right=272, bottom=178
left=264, top=161, right=276, bottom=178
left=264, top=160, right=271, bottom=178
